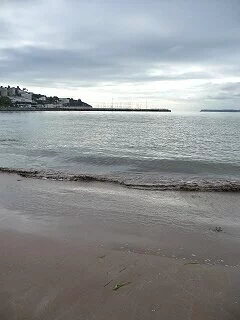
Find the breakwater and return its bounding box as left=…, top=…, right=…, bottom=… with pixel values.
left=0, top=107, right=171, bottom=112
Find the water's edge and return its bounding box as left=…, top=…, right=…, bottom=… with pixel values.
left=1, top=167, right=239, bottom=192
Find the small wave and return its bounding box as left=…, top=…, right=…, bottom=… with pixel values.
left=0, top=167, right=240, bottom=192
left=0, top=138, right=18, bottom=143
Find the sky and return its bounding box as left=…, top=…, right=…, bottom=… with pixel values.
left=1, top=0, right=240, bottom=110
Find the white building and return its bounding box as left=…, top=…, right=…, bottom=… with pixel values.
left=45, top=104, right=57, bottom=108
left=11, top=95, right=32, bottom=104
left=38, top=96, right=47, bottom=101
left=19, top=91, right=32, bottom=102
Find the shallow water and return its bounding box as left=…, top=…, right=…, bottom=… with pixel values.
left=0, top=111, right=239, bottom=190
left=1, top=174, right=240, bottom=266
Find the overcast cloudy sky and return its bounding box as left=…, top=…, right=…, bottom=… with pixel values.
left=1, top=0, right=240, bottom=109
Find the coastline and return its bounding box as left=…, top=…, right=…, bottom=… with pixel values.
left=0, top=107, right=171, bottom=112
left=0, top=173, right=240, bottom=319
left=201, top=109, right=240, bottom=112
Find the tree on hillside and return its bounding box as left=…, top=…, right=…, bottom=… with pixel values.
left=0, top=96, right=13, bottom=108
left=46, top=96, right=59, bottom=104
left=69, top=98, right=83, bottom=106
left=16, top=86, right=21, bottom=96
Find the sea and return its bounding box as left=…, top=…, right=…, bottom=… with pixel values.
left=0, top=111, right=239, bottom=191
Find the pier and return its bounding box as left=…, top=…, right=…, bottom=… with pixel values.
left=0, top=107, right=171, bottom=112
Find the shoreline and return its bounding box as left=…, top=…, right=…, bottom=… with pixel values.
left=1, top=172, right=240, bottom=264
left=0, top=173, right=240, bottom=319
left=0, top=166, right=240, bottom=192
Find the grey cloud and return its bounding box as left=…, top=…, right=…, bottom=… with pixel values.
left=0, top=45, right=215, bottom=86
left=220, top=82, right=240, bottom=92
left=204, top=82, right=240, bottom=101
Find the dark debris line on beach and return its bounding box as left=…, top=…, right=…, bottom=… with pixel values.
left=0, top=167, right=240, bottom=192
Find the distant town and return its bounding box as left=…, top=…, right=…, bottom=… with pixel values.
left=0, top=85, right=92, bottom=109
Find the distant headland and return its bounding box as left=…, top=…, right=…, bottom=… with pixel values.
left=0, top=85, right=171, bottom=112
left=201, top=109, right=240, bottom=112
left=0, top=85, right=92, bottom=109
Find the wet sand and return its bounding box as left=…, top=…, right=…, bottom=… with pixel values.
left=0, top=173, right=240, bottom=319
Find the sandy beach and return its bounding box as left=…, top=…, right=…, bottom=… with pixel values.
left=0, top=173, right=240, bottom=319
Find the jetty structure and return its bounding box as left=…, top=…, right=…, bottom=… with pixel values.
left=0, top=85, right=171, bottom=112
left=0, top=107, right=171, bottom=112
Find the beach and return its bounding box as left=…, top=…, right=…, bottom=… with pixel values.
left=0, top=173, right=240, bottom=319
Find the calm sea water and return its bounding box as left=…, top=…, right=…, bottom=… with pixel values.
left=0, top=111, right=239, bottom=190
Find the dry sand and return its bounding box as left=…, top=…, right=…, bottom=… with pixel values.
left=0, top=173, right=240, bottom=319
